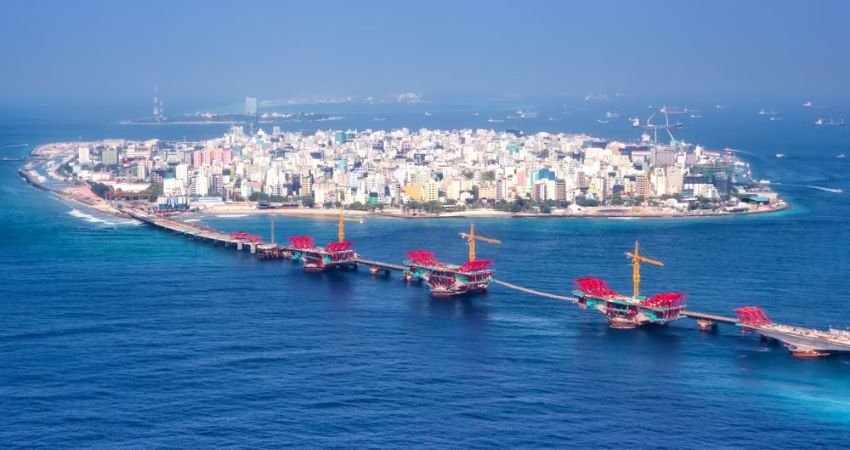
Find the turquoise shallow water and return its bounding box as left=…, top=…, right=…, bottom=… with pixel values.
left=1, top=104, right=850, bottom=448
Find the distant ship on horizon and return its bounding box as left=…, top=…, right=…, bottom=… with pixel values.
left=815, top=118, right=846, bottom=126
left=515, top=109, right=539, bottom=119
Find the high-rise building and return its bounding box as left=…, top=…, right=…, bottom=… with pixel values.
left=635, top=174, right=649, bottom=198
left=101, top=147, right=118, bottom=166
left=78, top=146, right=91, bottom=164
left=153, top=83, right=164, bottom=121
left=245, top=97, right=258, bottom=115
left=192, top=172, right=210, bottom=197
left=555, top=179, right=567, bottom=202
left=423, top=181, right=440, bottom=202
left=175, top=163, right=189, bottom=184
left=245, top=97, right=259, bottom=135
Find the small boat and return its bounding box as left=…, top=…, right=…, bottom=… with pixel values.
left=424, top=112, right=432, bottom=117
left=837, top=154, right=846, bottom=159
left=815, top=118, right=824, bottom=126
left=775, top=153, right=786, bottom=158
left=803, top=100, right=813, bottom=108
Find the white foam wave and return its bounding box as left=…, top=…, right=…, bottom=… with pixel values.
left=68, top=209, right=114, bottom=225
left=215, top=214, right=248, bottom=218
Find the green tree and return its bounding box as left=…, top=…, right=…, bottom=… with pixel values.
left=576, top=197, right=599, bottom=207
left=423, top=200, right=442, bottom=214
left=510, top=197, right=525, bottom=213
left=300, top=195, right=315, bottom=208
left=89, top=182, right=112, bottom=198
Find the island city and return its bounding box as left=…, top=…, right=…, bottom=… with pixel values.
left=22, top=101, right=785, bottom=220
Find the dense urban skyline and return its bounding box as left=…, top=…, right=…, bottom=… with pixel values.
left=2, top=0, right=850, bottom=106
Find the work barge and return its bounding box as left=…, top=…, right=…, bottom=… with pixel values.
left=119, top=206, right=850, bottom=359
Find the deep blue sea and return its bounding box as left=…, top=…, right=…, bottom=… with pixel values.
left=2, top=99, right=850, bottom=448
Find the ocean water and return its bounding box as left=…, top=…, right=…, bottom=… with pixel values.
left=1, top=101, right=850, bottom=448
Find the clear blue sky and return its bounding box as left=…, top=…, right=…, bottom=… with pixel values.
left=1, top=0, right=848, bottom=107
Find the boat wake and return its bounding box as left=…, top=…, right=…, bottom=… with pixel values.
left=807, top=185, right=844, bottom=193
left=0, top=143, right=28, bottom=149
left=774, top=182, right=844, bottom=193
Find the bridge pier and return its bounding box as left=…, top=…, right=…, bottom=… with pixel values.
left=249, top=243, right=257, bottom=254
left=697, top=319, right=717, bottom=332
left=237, top=242, right=243, bottom=251
left=369, top=266, right=391, bottom=276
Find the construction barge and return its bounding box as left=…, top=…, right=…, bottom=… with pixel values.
left=117, top=205, right=850, bottom=359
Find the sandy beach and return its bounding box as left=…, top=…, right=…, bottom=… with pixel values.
left=193, top=202, right=788, bottom=220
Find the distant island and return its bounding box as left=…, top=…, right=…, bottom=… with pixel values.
left=124, top=111, right=342, bottom=125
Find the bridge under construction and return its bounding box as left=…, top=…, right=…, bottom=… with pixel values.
left=119, top=206, right=850, bottom=359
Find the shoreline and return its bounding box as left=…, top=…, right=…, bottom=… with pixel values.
left=193, top=202, right=789, bottom=220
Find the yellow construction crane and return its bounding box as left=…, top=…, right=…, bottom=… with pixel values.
left=459, top=223, right=501, bottom=262
left=305, top=208, right=364, bottom=242
left=625, top=241, right=664, bottom=298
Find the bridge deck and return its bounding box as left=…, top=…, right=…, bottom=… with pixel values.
left=354, top=258, right=407, bottom=272
left=121, top=207, right=240, bottom=245
left=681, top=310, right=738, bottom=324
left=492, top=280, right=578, bottom=302
left=121, top=207, right=745, bottom=329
